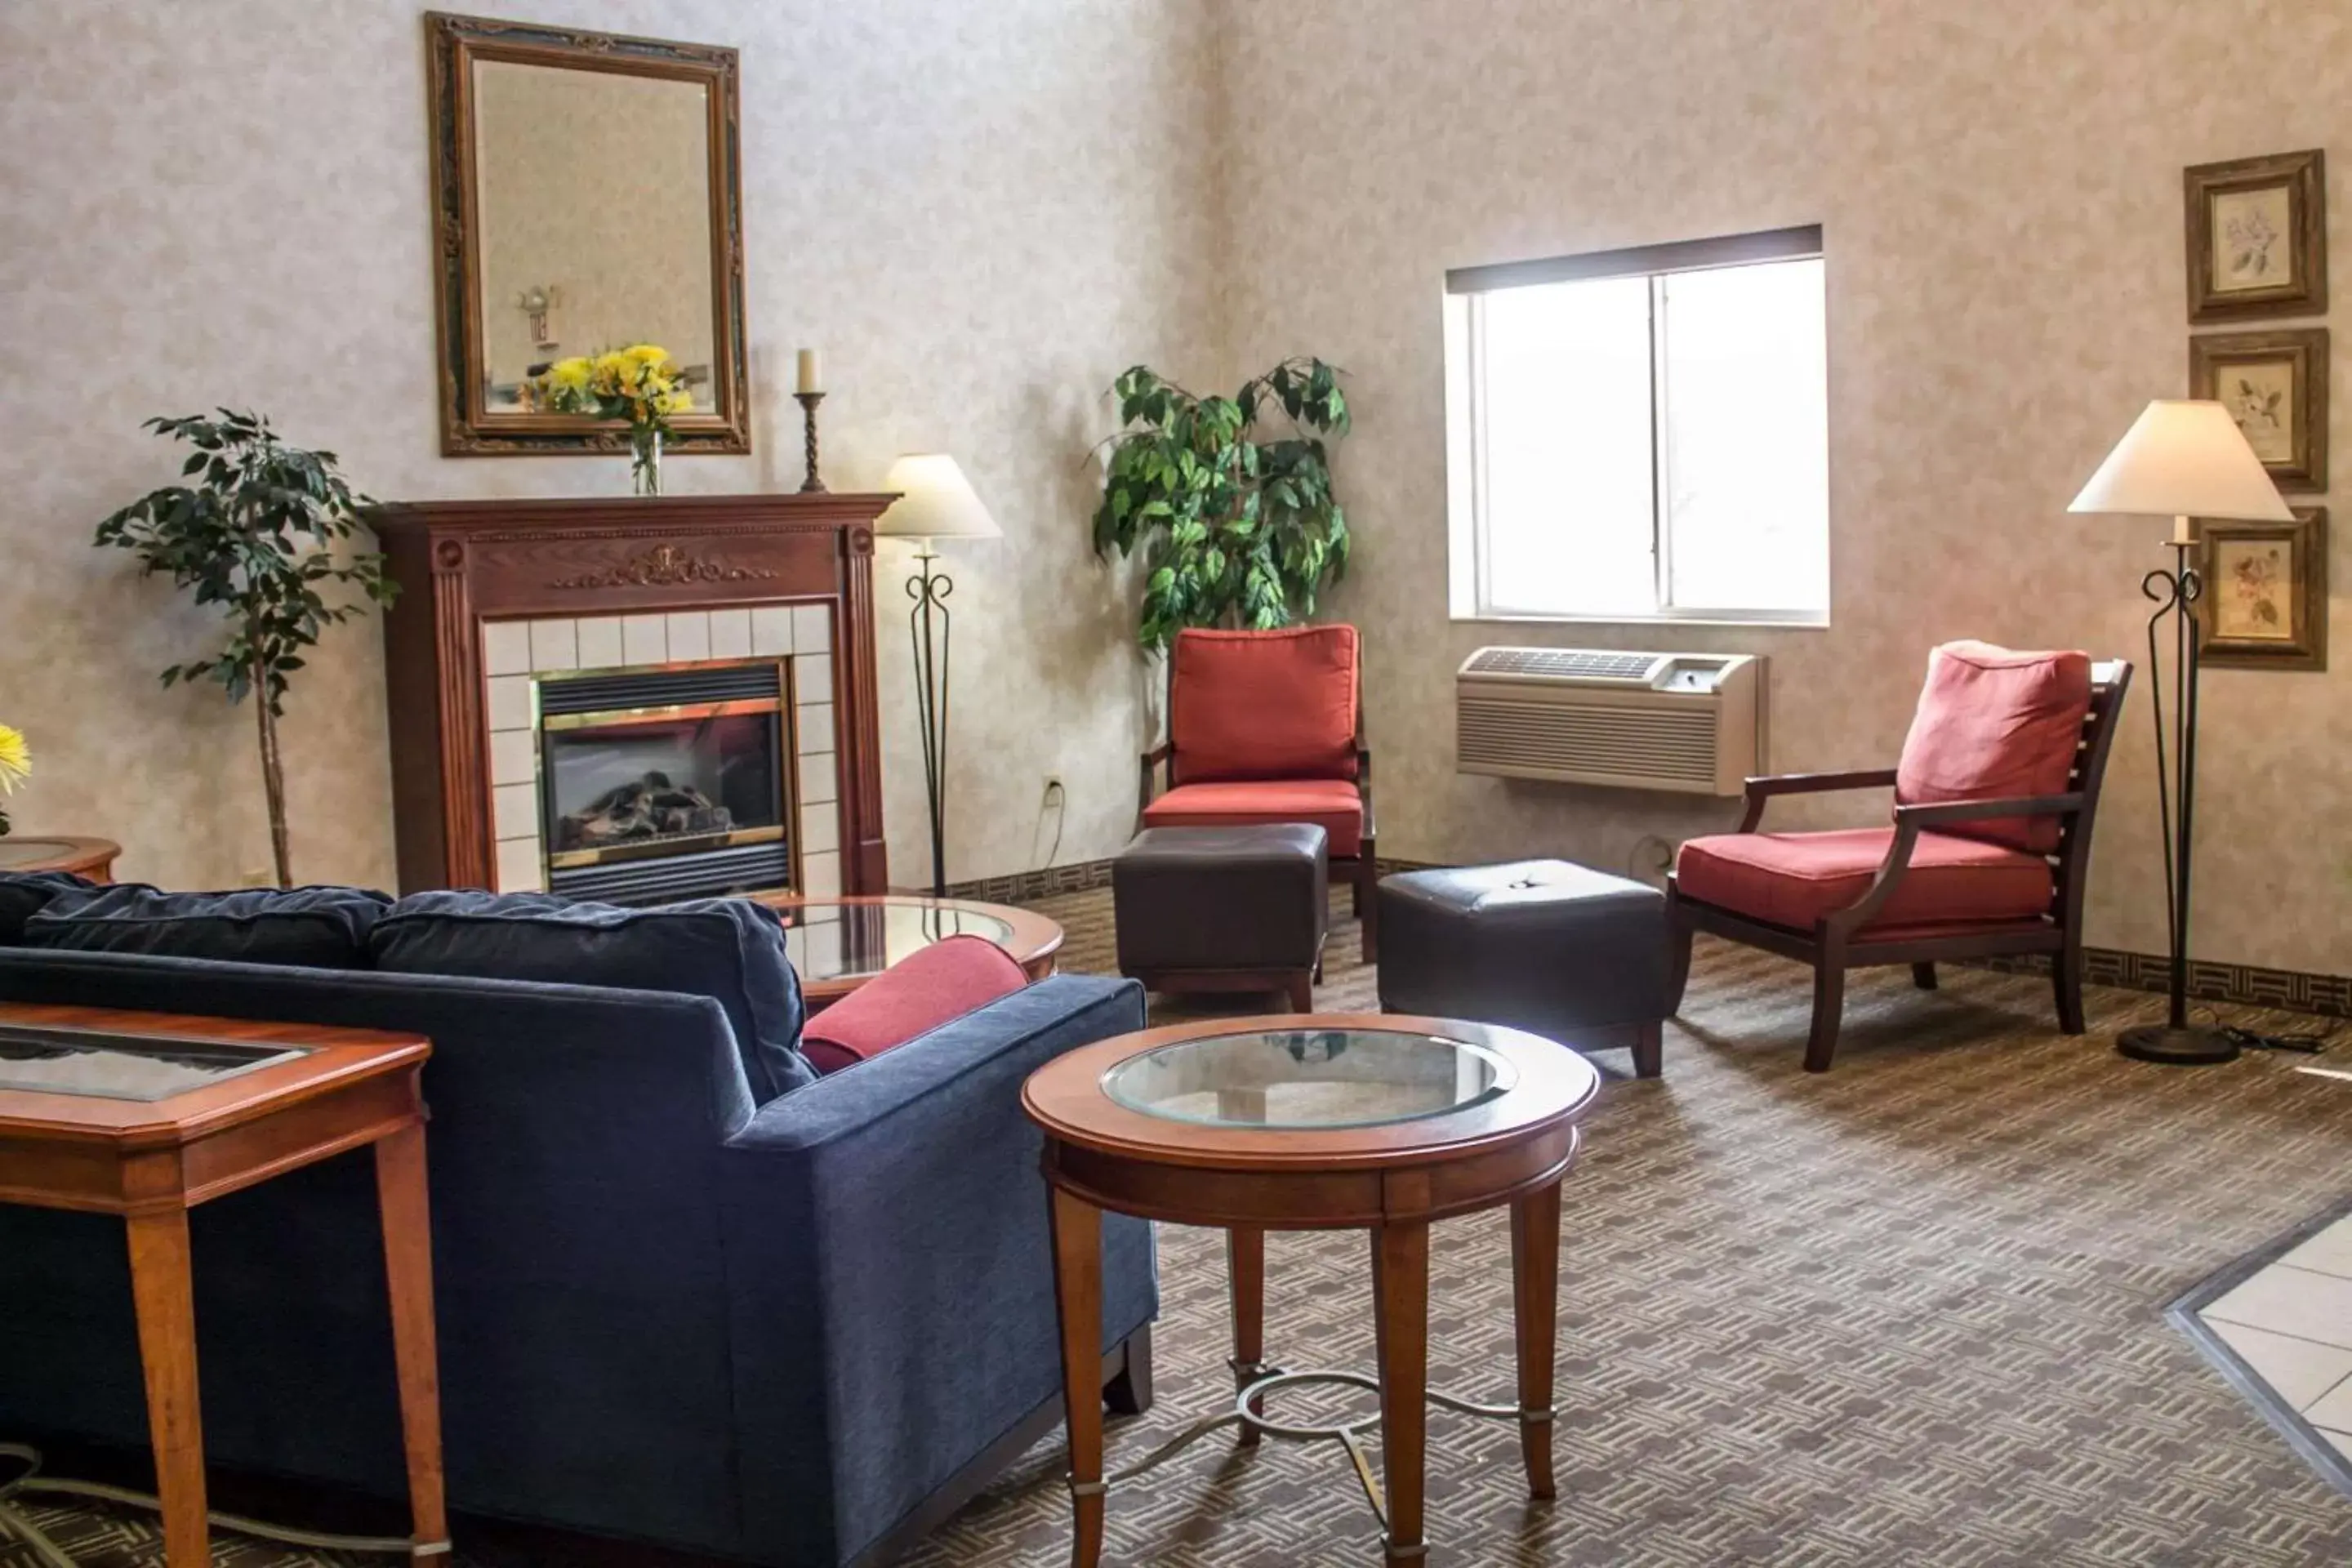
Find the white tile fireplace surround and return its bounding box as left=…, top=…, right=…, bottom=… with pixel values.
left=479, top=603, right=841, bottom=898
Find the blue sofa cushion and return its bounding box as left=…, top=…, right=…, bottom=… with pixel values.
left=0, top=871, right=96, bottom=942
left=20, top=884, right=392, bottom=967
left=371, top=891, right=813, bottom=1101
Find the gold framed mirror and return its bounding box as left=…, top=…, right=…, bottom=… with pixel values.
left=426, top=12, right=750, bottom=456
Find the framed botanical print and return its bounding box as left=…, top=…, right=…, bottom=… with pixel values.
left=2184, top=149, right=2327, bottom=323
left=2189, top=328, right=2329, bottom=491
left=2195, top=506, right=2328, bottom=670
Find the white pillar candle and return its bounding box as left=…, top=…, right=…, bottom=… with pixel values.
left=796, top=348, right=823, bottom=395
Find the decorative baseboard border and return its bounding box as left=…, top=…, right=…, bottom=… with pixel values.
left=943, top=858, right=1119, bottom=904
left=1978, top=948, right=2352, bottom=1021
left=949, top=855, right=2352, bottom=1021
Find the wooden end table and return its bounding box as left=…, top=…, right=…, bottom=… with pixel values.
left=1022, top=1013, right=1601, bottom=1566
left=0, top=1003, right=447, bottom=1566
left=0, top=836, right=121, bottom=882
left=746, top=892, right=1063, bottom=1009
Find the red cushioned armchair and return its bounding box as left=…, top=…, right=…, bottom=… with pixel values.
left=1666, top=644, right=2132, bottom=1072
left=1139, top=625, right=1378, bottom=961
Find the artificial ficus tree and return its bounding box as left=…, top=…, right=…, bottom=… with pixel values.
left=1091, top=358, right=1352, bottom=653
left=95, top=411, right=398, bottom=886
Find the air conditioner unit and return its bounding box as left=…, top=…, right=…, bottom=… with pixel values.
left=1455, top=648, right=1764, bottom=796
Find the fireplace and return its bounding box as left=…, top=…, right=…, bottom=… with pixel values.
left=537, top=659, right=798, bottom=904
left=372, top=494, right=895, bottom=898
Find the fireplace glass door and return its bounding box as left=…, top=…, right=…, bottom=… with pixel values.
left=536, top=662, right=795, bottom=903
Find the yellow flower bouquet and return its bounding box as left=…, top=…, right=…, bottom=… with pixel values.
left=0, top=723, right=29, bottom=838
left=529, top=345, right=693, bottom=494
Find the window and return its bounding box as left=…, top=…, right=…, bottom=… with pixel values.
left=1444, top=226, right=1829, bottom=624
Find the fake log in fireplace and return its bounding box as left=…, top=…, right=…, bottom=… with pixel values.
left=537, top=660, right=797, bottom=903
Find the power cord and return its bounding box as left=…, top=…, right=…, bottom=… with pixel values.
left=1627, top=835, right=1677, bottom=886
left=0, top=1442, right=424, bottom=1561
left=2189, top=1008, right=2332, bottom=1055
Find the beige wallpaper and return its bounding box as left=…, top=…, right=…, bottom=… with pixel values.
left=0, top=0, right=1206, bottom=896
left=1210, top=0, right=2352, bottom=978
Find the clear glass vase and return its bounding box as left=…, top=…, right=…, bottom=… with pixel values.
left=630, top=425, right=663, bottom=497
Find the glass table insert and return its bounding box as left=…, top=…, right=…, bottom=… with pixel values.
left=0, top=839, right=109, bottom=873
left=1102, top=1026, right=1519, bottom=1130
left=0, top=1022, right=312, bottom=1102
left=779, top=899, right=1018, bottom=987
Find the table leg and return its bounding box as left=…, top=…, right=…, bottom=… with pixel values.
left=1509, top=1180, right=1562, bottom=1500
left=125, top=1209, right=207, bottom=1568
left=1228, top=1227, right=1266, bottom=1447
left=376, top=1123, right=450, bottom=1557
left=1049, top=1183, right=1105, bottom=1568
left=1370, top=1221, right=1428, bottom=1565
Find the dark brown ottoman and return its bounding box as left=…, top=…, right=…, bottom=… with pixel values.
left=1376, top=860, right=1670, bottom=1076
left=1114, top=825, right=1328, bottom=1011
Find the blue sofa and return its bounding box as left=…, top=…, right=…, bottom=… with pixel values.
left=0, top=939, right=1156, bottom=1566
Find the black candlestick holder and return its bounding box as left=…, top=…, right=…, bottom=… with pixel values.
left=795, top=391, right=826, bottom=493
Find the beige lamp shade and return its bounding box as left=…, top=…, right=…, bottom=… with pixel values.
left=2069, top=399, right=2294, bottom=537
left=877, top=454, right=1002, bottom=546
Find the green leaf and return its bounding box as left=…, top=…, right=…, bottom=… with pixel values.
left=1094, top=359, right=1351, bottom=650
left=96, top=411, right=393, bottom=719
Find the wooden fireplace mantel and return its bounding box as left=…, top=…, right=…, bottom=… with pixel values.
left=373, top=492, right=894, bottom=896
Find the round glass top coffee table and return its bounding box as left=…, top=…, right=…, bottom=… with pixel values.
left=1023, top=1013, right=1602, bottom=1566
left=744, top=893, right=1062, bottom=1007
left=0, top=836, right=119, bottom=880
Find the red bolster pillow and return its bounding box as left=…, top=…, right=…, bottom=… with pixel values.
left=799, top=933, right=1030, bottom=1075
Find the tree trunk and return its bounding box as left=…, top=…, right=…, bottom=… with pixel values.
left=252, top=649, right=292, bottom=889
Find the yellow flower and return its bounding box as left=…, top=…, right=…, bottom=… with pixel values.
left=547, top=357, right=590, bottom=393
left=659, top=388, right=693, bottom=416
left=0, top=724, right=29, bottom=793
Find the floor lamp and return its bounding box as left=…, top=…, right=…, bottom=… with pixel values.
left=2068, top=399, right=2296, bottom=1065
left=878, top=454, right=1002, bottom=898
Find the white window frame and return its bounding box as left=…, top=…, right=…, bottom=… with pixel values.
left=1444, top=225, right=1830, bottom=628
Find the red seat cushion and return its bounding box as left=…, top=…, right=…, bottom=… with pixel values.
left=1141, top=779, right=1365, bottom=858
left=1675, top=827, right=2053, bottom=933
left=799, top=933, right=1029, bottom=1076
left=1895, top=641, right=2091, bottom=853
left=1169, top=626, right=1360, bottom=782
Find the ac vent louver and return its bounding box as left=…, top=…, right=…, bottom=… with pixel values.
left=1463, top=648, right=1659, bottom=682
left=1454, top=649, right=1763, bottom=797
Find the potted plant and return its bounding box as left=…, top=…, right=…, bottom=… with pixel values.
left=95, top=412, right=398, bottom=887
left=1091, top=358, right=1352, bottom=652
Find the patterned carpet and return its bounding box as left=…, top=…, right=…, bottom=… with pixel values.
left=7, top=887, right=2351, bottom=1566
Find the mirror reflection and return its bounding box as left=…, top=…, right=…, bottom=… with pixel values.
left=470, top=60, right=718, bottom=413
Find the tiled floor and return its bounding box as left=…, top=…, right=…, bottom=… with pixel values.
left=2200, top=1209, right=2352, bottom=1468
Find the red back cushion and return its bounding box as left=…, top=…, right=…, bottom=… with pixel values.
left=1895, top=642, right=2092, bottom=853
left=1169, top=626, right=1361, bottom=782
left=800, top=934, right=1028, bottom=1075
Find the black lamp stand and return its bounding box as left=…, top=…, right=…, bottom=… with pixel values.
left=2120, top=527, right=2235, bottom=1065
left=906, top=548, right=952, bottom=898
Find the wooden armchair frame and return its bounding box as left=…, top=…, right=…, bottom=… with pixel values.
left=1665, top=661, right=2132, bottom=1071
left=1139, top=715, right=1379, bottom=964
